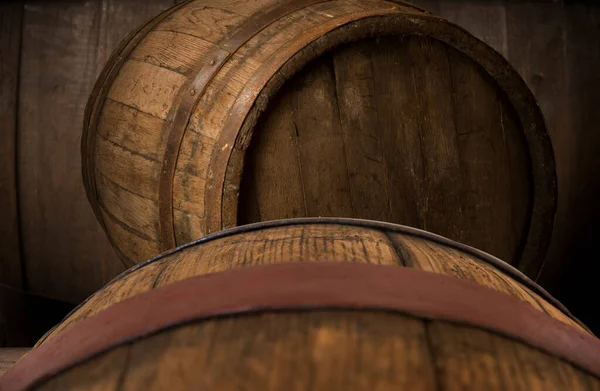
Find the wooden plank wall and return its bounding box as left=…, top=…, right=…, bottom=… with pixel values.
left=0, top=3, right=24, bottom=292
left=0, top=0, right=178, bottom=303
left=0, top=0, right=598, bottom=331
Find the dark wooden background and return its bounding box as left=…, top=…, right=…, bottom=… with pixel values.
left=0, top=0, right=598, bottom=332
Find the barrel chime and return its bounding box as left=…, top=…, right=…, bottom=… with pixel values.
left=2, top=0, right=599, bottom=390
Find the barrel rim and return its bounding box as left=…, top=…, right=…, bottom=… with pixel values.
left=205, top=9, right=556, bottom=279
left=36, top=218, right=590, bottom=349
left=82, top=0, right=555, bottom=279
left=9, top=263, right=600, bottom=391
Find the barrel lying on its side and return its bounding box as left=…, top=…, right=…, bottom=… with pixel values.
left=3, top=263, right=598, bottom=390
left=35, top=219, right=589, bottom=347
left=83, top=0, right=556, bottom=279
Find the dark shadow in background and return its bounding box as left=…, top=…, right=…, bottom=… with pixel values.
left=0, top=284, right=73, bottom=347
left=549, top=2, right=600, bottom=334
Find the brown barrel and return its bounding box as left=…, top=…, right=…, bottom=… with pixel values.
left=82, top=0, right=556, bottom=279
left=34, top=219, right=589, bottom=347
left=3, top=263, right=599, bottom=390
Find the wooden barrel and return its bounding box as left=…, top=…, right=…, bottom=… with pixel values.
left=34, top=219, right=589, bottom=347
left=83, top=0, right=556, bottom=279
left=3, top=263, right=599, bottom=390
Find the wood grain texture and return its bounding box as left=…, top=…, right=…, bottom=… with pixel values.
left=0, top=2, right=23, bottom=289
left=505, top=2, right=571, bottom=283
left=438, top=1, right=508, bottom=57
left=439, top=0, right=600, bottom=333
left=36, top=221, right=585, bottom=347
left=34, top=312, right=600, bottom=391
left=236, top=86, right=305, bottom=222
left=0, top=348, right=29, bottom=377
left=427, top=321, right=600, bottom=391
left=36, top=347, right=130, bottom=391
left=240, top=35, right=531, bottom=265
left=82, top=0, right=554, bottom=280
left=17, top=0, right=173, bottom=303
left=331, top=40, right=391, bottom=221
left=209, top=3, right=552, bottom=280
left=85, top=0, right=393, bottom=261
left=287, top=60, right=355, bottom=218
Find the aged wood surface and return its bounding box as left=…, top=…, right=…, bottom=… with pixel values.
left=505, top=2, right=571, bottom=285
left=0, top=3, right=23, bottom=290
left=33, top=311, right=600, bottom=390
left=428, top=321, right=600, bottom=391
left=83, top=0, right=554, bottom=280
left=438, top=1, right=507, bottom=57
left=0, top=348, right=29, bottom=377
left=240, top=35, right=531, bottom=267
left=7, top=261, right=597, bottom=390
left=17, top=0, right=173, bottom=303
left=36, top=220, right=586, bottom=348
